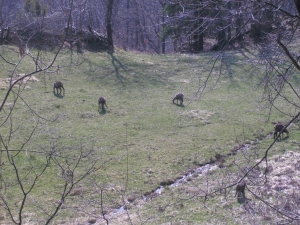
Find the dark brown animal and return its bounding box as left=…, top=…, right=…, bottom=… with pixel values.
left=274, top=123, right=289, bottom=140
left=53, top=81, right=65, bottom=95
left=235, top=180, right=246, bottom=198
left=98, top=96, right=108, bottom=111
left=172, top=93, right=184, bottom=105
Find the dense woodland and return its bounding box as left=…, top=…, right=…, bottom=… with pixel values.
left=0, top=0, right=299, bottom=53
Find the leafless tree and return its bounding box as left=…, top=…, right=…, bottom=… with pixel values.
left=2, top=0, right=300, bottom=224
left=0, top=1, right=106, bottom=224
left=200, top=0, right=300, bottom=223
left=105, top=0, right=114, bottom=52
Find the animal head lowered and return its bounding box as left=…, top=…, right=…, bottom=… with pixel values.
left=172, top=93, right=184, bottom=105
left=274, top=123, right=289, bottom=140
left=235, top=180, right=246, bottom=198
left=98, top=96, right=108, bottom=111
left=53, top=81, right=65, bottom=95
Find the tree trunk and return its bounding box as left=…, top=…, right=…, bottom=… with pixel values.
left=191, top=7, right=203, bottom=52
left=227, top=1, right=231, bottom=43
left=216, top=21, right=226, bottom=50
left=236, top=15, right=243, bottom=42
left=106, top=0, right=114, bottom=52
left=126, top=0, right=129, bottom=50
left=161, top=2, right=166, bottom=54
left=294, top=0, right=300, bottom=14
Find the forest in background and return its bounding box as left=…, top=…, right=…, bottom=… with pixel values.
left=1, top=0, right=300, bottom=224
left=0, top=0, right=299, bottom=53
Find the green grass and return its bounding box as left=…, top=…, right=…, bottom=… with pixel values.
left=0, top=46, right=299, bottom=224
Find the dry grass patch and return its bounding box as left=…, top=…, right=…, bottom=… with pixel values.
left=0, top=74, right=39, bottom=89
left=168, top=77, right=190, bottom=83
left=259, top=151, right=300, bottom=195
left=181, top=109, right=216, bottom=124
left=9, top=73, right=40, bottom=84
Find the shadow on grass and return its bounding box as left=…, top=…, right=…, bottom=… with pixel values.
left=108, top=52, right=127, bottom=86
left=173, top=103, right=185, bottom=107
left=277, top=136, right=289, bottom=142
left=237, top=195, right=246, bottom=204
left=98, top=108, right=107, bottom=115
left=53, top=91, right=64, bottom=99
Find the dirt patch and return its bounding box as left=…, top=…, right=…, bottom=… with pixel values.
left=168, top=77, right=190, bottom=83
left=181, top=109, right=215, bottom=123
left=0, top=74, right=39, bottom=89
left=259, top=151, right=300, bottom=195
left=0, top=81, right=7, bottom=90
left=6, top=73, right=39, bottom=84
left=234, top=151, right=300, bottom=224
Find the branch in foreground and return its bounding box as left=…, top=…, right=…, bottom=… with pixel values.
left=276, top=37, right=300, bottom=71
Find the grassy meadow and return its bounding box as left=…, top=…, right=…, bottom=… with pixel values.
left=0, top=46, right=299, bottom=224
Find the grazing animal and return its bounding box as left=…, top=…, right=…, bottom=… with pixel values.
left=98, top=96, right=108, bottom=111
left=235, top=180, right=246, bottom=198
left=172, top=93, right=184, bottom=105
left=274, top=123, right=289, bottom=140
left=53, top=81, right=65, bottom=95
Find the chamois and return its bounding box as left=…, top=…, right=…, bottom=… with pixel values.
left=235, top=180, right=246, bottom=198
left=274, top=123, right=289, bottom=140
left=172, top=93, right=184, bottom=105
left=98, top=96, right=108, bottom=111
left=53, top=81, right=65, bottom=95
